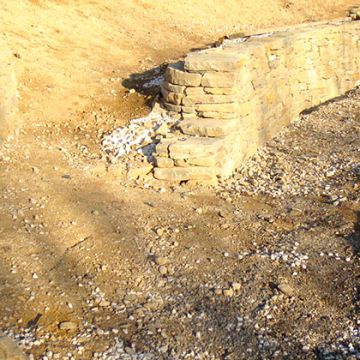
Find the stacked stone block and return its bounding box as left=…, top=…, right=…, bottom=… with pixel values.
left=153, top=15, right=360, bottom=183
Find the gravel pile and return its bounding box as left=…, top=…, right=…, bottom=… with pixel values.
left=101, top=111, right=175, bottom=161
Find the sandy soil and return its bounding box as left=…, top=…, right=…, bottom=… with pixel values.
left=0, top=1, right=359, bottom=359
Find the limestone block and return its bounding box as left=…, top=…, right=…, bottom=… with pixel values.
left=154, top=167, right=216, bottom=181
left=154, top=157, right=175, bottom=168
left=182, top=105, right=196, bottom=114
left=182, top=94, right=239, bottom=106
left=161, top=88, right=183, bottom=105
left=162, top=101, right=182, bottom=113
left=155, top=139, right=170, bottom=157
left=173, top=155, right=219, bottom=168
left=168, top=137, right=223, bottom=159
left=195, top=102, right=239, bottom=113
left=162, top=82, right=186, bottom=94
left=185, top=156, right=218, bottom=167
left=185, top=51, right=248, bottom=72
left=201, top=72, right=237, bottom=87
left=185, top=87, right=206, bottom=96
left=251, top=76, right=268, bottom=90
left=165, top=62, right=202, bottom=86
left=236, top=98, right=260, bottom=117
left=182, top=112, right=198, bottom=120
left=173, top=159, right=187, bottom=167
left=204, top=87, right=237, bottom=95
left=198, top=111, right=235, bottom=119
left=127, top=163, right=153, bottom=180
left=179, top=118, right=239, bottom=137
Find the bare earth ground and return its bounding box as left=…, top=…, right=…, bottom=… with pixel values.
left=0, top=1, right=360, bottom=359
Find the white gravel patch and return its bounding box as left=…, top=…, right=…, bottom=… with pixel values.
left=101, top=112, right=174, bottom=160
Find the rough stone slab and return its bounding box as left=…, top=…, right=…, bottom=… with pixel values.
left=161, top=87, right=183, bottom=105
left=127, top=163, right=153, bottom=179
left=185, top=52, right=247, bottom=72
left=182, top=94, right=239, bottom=106
left=182, top=112, right=198, bottom=120
left=155, top=141, right=173, bottom=157
left=154, top=167, right=216, bottom=181
left=236, top=98, right=260, bottom=117
left=168, top=137, right=223, bottom=159
left=177, top=155, right=218, bottom=167
left=185, top=87, right=206, bottom=96
left=182, top=105, right=196, bottom=114
left=154, top=157, right=174, bottom=168
left=179, top=118, right=239, bottom=137
left=161, top=101, right=182, bottom=112
left=195, top=102, right=239, bottom=113
left=165, top=61, right=202, bottom=86
left=204, top=87, right=237, bottom=95
left=201, top=72, right=237, bottom=87
left=198, top=111, right=236, bottom=119
left=162, top=82, right=186, bottom=94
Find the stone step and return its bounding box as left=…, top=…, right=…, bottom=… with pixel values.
left=179, top=118, right=239, bottom=137
left=154, top=166, right=216, bottom=181
left=167, top=136, right=223, bottom=160
left=185, top=49, right=248, bottom=72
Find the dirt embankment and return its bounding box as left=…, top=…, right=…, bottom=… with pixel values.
left=1, top=0, right=357, bottom=131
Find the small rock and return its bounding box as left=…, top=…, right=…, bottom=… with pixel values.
left=58, top=321, right=77, bottom=331
left=156, top=228, right=164, bottom=236
left=277, top=283, right=295, bottom=297
left=231, top=282, right=241, bottom=291
left=223, top=288, right=234, bottom=297
left=155, top=123, right=169, bottom=136
left=155, top=256, right=168, bottom=266
left=99, top=300, right=110, bottom=307
left=159, top=265, right=167, bottom=275
left=127, top=163, right=153, bottom=180
left=214, top=288, right=223, bottom=295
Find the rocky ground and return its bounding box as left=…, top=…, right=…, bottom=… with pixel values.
left=0, top=82, right=359, bottom=359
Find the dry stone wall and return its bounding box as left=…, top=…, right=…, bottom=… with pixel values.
left=154, top=12, right=360, bottom=184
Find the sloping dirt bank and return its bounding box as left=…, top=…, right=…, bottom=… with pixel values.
left=1, top=0, right=357, bottom=130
